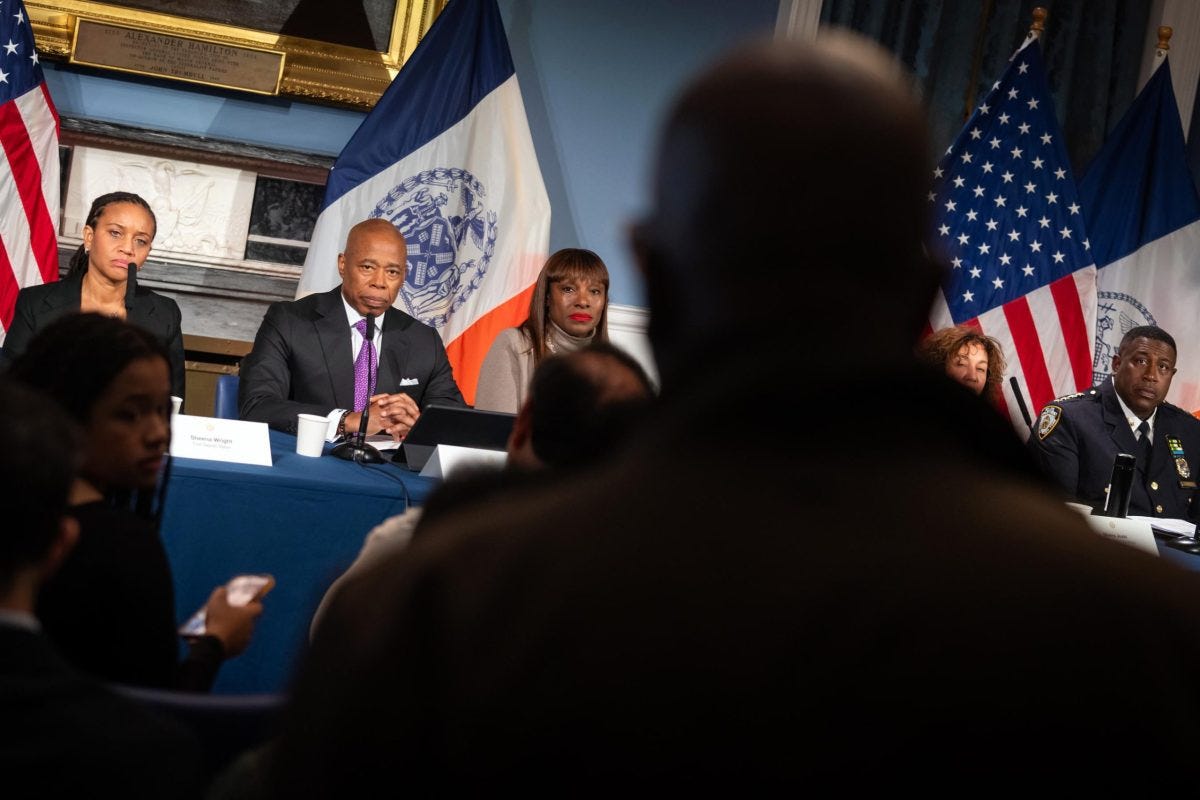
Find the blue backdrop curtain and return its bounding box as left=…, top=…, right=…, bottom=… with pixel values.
left=821, top=0, right=1151, bottom=174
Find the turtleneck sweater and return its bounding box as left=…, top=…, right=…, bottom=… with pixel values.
left=474, top=321, right=596, bottom=413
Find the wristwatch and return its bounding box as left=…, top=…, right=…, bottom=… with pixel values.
left=336, top=410, right=350, bottom=439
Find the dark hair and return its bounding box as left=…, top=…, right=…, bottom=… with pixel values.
left=0, top=380, right=81, bottom=591
left=7, top=313, right=170, bottom=424
left=518, top=249, right=611, bottom=364
left=68, top=191, right=157, bottom=275
left=917, top=325, right=1007, bottom=399
left=1120, top=325, right=1176, bottom=355
left=528, top=342, right=654, bottom=468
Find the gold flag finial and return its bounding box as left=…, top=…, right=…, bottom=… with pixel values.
left=1030, top=7, right=1048, bottom=37
left=1158, top=26, right=1173, bottom=52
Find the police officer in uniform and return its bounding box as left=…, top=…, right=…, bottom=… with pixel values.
left=1029, top=325, right=1200, bottom=519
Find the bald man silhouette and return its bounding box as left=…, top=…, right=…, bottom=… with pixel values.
left=270, top=33, right=1200, bottom=794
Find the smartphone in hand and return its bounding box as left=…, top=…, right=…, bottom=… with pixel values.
left=179, top=574, right=274, bottom=637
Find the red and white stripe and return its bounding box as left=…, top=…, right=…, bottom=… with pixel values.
left=930, top=265, right=1097, bottom=432
left=0, top=82, right=60, bottom=339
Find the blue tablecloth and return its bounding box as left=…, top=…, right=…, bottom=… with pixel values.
left=160, top=430, right=437, bottom=693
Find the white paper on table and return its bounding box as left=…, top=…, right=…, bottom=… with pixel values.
left=364, top=434, right=402, bottom=451
left=1129, top=515, right=1195, bottom=538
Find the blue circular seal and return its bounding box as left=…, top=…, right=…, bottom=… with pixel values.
left=1093, top=291, right=1156, bottom=384
left=370, top=167, right=498, bottom=329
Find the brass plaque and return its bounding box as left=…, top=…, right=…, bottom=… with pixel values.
left=70, top=18, right=284, bottom=95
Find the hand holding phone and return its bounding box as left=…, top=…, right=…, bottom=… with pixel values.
left=180, top=574, right=273, bottom=640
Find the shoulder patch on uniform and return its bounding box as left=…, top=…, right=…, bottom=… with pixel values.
left=1037, top=405, right=1063, bottom=441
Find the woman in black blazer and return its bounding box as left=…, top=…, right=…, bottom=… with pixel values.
left=1, top=191, right=186, bottom=398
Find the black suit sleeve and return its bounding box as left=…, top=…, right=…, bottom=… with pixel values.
left=1027, top=407, right=1082, bottom=501
left=418, top=324, right=466, bottom=409
left=161, top=298, right=187, bottom=401
left=239, top=302, right=334, bottom=432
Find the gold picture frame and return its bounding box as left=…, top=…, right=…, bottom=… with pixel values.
left=27, top=0, right=447, bottom=108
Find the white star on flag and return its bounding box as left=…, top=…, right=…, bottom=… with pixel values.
left=926, top=40, right=1096, bottom=429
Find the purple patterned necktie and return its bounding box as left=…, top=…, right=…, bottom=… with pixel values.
left=353, top=318, right=373, bottom=412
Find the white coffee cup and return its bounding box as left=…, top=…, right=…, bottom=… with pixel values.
left=170, top=395, right=183, bottom=415
left=296, top=413, right=327, bottom=457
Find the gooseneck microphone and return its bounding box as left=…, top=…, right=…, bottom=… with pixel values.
left=331, top=314, right=385, bottom=464
left=125, top=263, right=137, bottom=311
left=1097, top=453, right=1136, bottom=518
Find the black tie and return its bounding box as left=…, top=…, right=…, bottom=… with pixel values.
left=1136, top=420, right=1152, bottom=474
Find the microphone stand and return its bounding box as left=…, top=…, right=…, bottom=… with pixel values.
left=331, top=314, right=384, bottom=464
left=126, top=263, right=137, bottom=311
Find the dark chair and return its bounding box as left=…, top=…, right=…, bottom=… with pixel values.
left=214, top=374, right=240, bottom=419
left=110, top=684, right=284, bottom=781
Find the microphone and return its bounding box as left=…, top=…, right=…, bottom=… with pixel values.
left=1097, top=453, right=1136, bottom=518
left=125, top=263, right=137, bottom=311
left=357, top=315, right=377, bottom=446
left=330, top=313, right=384, bottom=464
left=1008, top=376, right=1032, bottom=430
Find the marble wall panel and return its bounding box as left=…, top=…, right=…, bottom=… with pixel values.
left=64, top=146, right=257, bottom=261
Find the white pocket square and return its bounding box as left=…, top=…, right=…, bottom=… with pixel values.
left=399, top=377, right=420, bottom=386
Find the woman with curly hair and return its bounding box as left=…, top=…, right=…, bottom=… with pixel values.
left=918, top=325, right=1006, bottom=399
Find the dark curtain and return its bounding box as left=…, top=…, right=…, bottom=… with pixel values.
left=821, top=0, right=1151, bottom=174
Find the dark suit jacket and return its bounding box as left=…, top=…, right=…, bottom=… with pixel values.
left=238, top=286, right=465, bottom=433
left=0, top=269, right=186, bottom=398
left=0, top=624, right=200, bottom=797
left=1028, top=380, right=1200, bottom=520
left=271, top=362, right=1200, bottom=793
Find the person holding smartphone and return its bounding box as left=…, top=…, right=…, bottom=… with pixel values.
left=7, top=314, right=265, bottom=691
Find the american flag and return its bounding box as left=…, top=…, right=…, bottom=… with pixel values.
left=928, top=39, right=1096, bottom=428
left=0, top=0, right=59, bottom=343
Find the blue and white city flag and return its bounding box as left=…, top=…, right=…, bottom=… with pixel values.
left=928, top=38, right=1097, bottom=428
left=298, top=0, right=550, bottom=405
left=1078, top=55, right=1200, bottom=413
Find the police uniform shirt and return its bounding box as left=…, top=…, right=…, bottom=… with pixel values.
left=1110, top=379, right=1156, bottom=443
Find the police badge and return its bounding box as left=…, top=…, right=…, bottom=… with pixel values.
left=1166, top=436, right=1195, bottom=487
left=1037, top=405, right=1061, bottom=441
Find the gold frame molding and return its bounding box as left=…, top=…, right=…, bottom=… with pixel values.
left=27, top=0, right=447, bottom=108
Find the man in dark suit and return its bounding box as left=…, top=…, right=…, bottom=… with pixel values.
left=268, top=34, right=1200, bottom=793
left=1029, top=325, right=1200, bottom=518
left=239, top=218, right=464, bottom=438
left=0, top=381, right=200, bottom=797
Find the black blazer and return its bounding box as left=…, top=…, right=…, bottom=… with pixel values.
left=1, top=269, right=186, bottom=398
left=0, top=624, right=201, bottom=796
left=238, top=286, right=465, bottom=433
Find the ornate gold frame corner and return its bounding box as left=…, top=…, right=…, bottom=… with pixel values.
left=26, top=0, right=446, bottom=108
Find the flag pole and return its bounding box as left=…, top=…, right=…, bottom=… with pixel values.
left=1157, top=26, right=1173, bottom=62
left=1022, top=7, right=1047, bottom=48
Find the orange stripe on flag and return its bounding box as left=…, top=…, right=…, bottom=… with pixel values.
left=445, top=285, right=534, bottom=406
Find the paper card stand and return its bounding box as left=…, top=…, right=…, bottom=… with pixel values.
left=170, top=414, right=273, bottom=467
left=418, top=444, right=507, bottom=479
left=1082, top=515, right=1158, bottom=556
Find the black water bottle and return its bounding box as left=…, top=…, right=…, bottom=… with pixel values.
left=1099, top=453, right=1136, bottom=518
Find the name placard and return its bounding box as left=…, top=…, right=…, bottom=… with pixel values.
left=419, top=444, right=507, bottom=479
left=71, top=19, right=284, bottom=96
left=171, top=415, right=273, bottom=467
left=1083, top=515, right=1158, bottom=556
